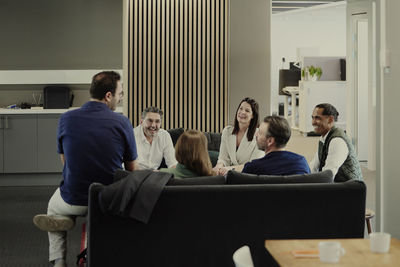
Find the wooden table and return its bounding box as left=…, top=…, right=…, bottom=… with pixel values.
left=265, top=238, right=400, bottom=266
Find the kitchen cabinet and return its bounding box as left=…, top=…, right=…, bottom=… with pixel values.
left=0, top=114, right=62, bottom=173
left=0, top=117, right=3, bottom=172
left=3, top=115, right=37, bottom=172
left=37, top=115, right=63, bottom=172
left=0, top=108, right=121, bottom=174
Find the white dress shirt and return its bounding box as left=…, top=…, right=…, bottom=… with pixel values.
left=217, top=125, right=264, bottom=167
left=134, top=125, right=178, bottom=170
left=310, top=129, right=349, bottom=177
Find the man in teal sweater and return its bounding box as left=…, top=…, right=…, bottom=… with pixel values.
left=309, top=103, right=362, bottom=182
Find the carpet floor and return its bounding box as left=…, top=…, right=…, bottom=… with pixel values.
left=0, top=186, right=84, bottom=267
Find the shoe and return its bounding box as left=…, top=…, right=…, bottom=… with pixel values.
left=33, top=214, right=75, bottom=232
left=53, top=258, right=67, bottom=267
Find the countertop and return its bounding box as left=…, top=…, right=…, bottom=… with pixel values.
left=0, top=106, right=123, bottom=114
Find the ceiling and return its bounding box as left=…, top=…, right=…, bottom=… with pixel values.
left=272, top=0, right=343, bottom=14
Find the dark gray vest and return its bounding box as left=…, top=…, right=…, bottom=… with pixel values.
left=318, top=127, right=363, bottom=182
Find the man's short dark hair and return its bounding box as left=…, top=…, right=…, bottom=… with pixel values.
left=315, top=103, right=339, bottom=122
left=90, top=71, right=121, bottom=100
left=141, top=107, right=164, bottom=120
left=264, top=115, right=291, bottom=148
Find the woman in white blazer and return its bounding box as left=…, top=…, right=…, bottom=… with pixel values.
left=214, top=97, right=264, bottom=175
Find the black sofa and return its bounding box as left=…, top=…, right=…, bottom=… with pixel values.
left=87, top=171, right=366, bottom=267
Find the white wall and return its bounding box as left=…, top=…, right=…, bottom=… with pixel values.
left=380, top=0, right=400, bottom=238
left=270, top=3, right=346, bottom=114
left=349, top=0, right=400, bottom=238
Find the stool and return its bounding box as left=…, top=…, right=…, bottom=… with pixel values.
left=365, top=209, right=375, bottom=235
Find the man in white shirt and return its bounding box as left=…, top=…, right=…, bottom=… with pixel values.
left=134, top=107, right=178, bottom=170
left=309, top=103, right=362, bottom=181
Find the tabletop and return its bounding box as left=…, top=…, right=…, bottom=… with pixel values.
left=265, top=238, right=400, bottom=266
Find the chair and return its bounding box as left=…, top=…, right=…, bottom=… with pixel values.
left=233, top=245, right=254, bottom=267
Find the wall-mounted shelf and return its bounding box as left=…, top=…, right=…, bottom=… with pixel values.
left=0, top=69, right=123, bottom=85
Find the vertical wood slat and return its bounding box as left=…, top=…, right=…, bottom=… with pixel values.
left=138, top=0, right=143, bottom=126
left=179, top=0, right=184, bottom=129
left=215, top=0, right=219, bottom=132
left=197, top=0, right=201, bottom=131
left=147, top=0, right=152, bottom=108
left=165, top=0, right=170, bottom=129
left=193, top=0, right=197, bottom=130
left=170, top=0, right=175, bottom=129
left=128, top=1, right=134, bottom=121
left=132, top=0, right=136, bottom=122
left=210, top=0, right=215, bottom=132
left=174, top=0, right=179, bottom=129
left=139, top=0, right=148, bottom=115
left=219, top=0, right=224, bottom=133
left=128, top=0, right=228, bottom=132
left=182, top=0, right=187, bottom=130
left=201, top=0, right=206, bottom=131
left=207, top=0, right=211, bottom=132
left=160, top=0, right=164, bottom=112
left=224, top=0, right=228, bottom=129
left=152, top=0, right=157, bottom=107
left=188, top=0, right=192, bottom=130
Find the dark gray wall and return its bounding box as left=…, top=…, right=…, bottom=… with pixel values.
left=0, top=0, right=122, bottom=70
left=229, top=0, right=270, bottom=123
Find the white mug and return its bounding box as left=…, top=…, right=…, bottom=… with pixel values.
left=319, top=241, right=346, bottom=263
left=370, top=232, right=391, bottom=253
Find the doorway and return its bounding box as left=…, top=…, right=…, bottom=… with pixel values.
left=349, top=1, right=376, bottom=170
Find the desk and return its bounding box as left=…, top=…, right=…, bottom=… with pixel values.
left=265, top=238, right=400, bottom=266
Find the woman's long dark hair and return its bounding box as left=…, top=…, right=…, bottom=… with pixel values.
left=232, top=97, right=259, bottom=141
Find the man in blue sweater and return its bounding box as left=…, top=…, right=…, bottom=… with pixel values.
left=33, top=71, right=139, bottom=267
left=242, top=115, right=310, bottom=175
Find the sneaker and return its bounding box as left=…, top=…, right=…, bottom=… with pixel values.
left=33, top=214, right=75, bottom=232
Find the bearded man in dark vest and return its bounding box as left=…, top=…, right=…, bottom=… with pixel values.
left=309, top=103, right=362, bottom=182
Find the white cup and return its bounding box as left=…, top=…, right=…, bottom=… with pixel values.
left=318, top=241, right=346, bottom=263
left=370, top=232, right=391, bottom=253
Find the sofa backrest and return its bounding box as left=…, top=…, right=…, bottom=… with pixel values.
left=166, top=128, right=222, bottom=152
left=87, top=180, right=366, bottom=267
left=114, top=169, right=225, bottom=185
left=203, top=131, right=222, bottom=151
left=166, top=127, right=185, bottom=145
left=226, top=169, right=334, bottom=184
left=167, top=175, right=226, bottom=185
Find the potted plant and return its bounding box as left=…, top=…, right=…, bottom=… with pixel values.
left=304, top=65, right=322, bottom=81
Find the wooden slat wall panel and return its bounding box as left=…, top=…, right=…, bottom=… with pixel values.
left=128, top=0, right=228, bottom=132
